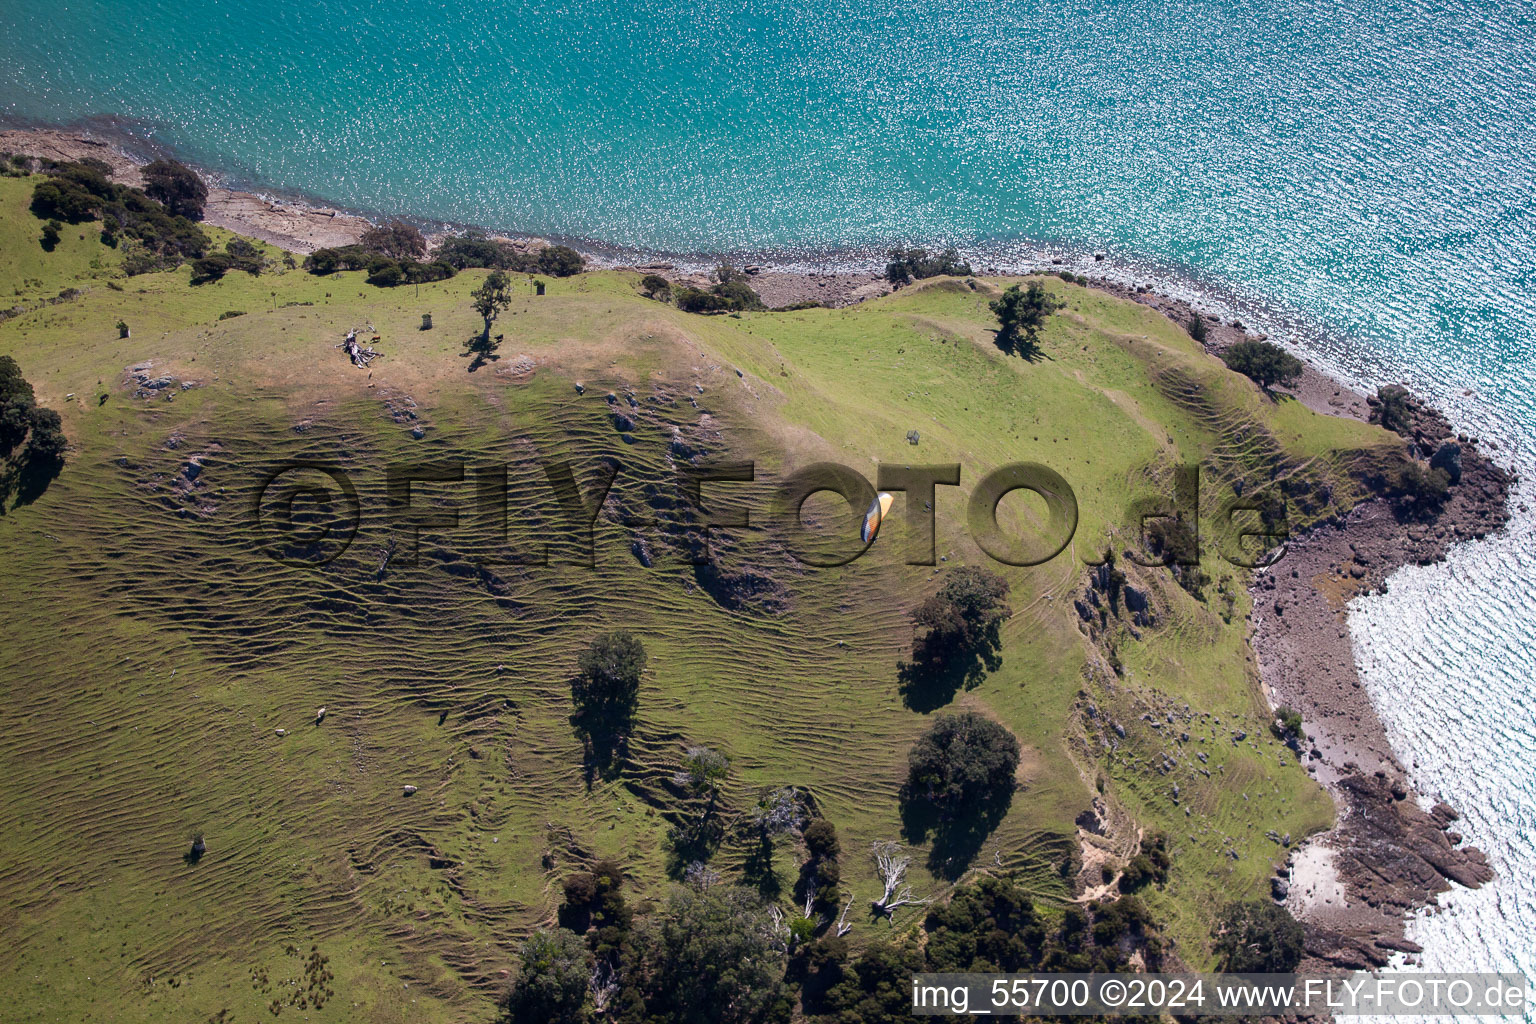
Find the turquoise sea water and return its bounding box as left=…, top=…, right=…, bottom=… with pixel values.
left=3, top=0, right=1535, bottom=988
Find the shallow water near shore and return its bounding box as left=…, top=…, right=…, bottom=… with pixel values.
left=3, top=0, right=1536, bottom=990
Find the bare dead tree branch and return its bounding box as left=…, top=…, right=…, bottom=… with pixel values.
left=871, top=840, right=929, bottom=918
left=835, top=895, right=855, bottom=937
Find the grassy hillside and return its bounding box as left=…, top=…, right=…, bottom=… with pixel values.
left=0, top=172, right=1405, bottom=1022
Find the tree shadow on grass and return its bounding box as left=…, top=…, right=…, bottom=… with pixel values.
left=0, top=453, right=63, bottom=513
left=462, top=332, right=502, bottom=373
left=571, top=710, right=633, bottom=786
left=896, top=631, right=1003, bottom=713
left=900, top=786, right=1015, bottom=880
left=740, top=832, right=782, bottom=900
left=662, top=804, right=725, bottom=880
left=993, top=330, right=1044, bottom=362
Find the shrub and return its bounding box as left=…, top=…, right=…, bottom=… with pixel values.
left=906, top=711, right=1019, bottom=819
left=365, top=256, right=405, bottom=287
left=623, top=885, right=790, bottom=1024
left=142, top=159, right=207, bottom=220
left=30, top=161, right=209, bottom=274
left=39, top=219, right=61, bottom=250
left=1273, top=705, right=1303, bottom=740
left=802, top=819, right=840, bottom=861
left=1222, top=339, right=1303, bottom=391
left=715, top=277, right=764, bottom=311
left=190, top=253, right=234, bottom=283
left=498, top=929, right=592, bottom=1024
left=573, top=630, right=646, bottom=725
left=990, top=280, right=1064, bottom=356
left=885, top=245, right=971, bottom=285
left=217, top=310, right=246, bottom=321
left=1212, top=901, right=1305, bottom=972
left=434, top=232, right=518, bottom=270
left=1371, top=384, right=1415, bottom=435
left=1117, top=833, right=1170, bottom=892
left=674, top=277, right=764, bottom=315
left=1188, top=312, right=1208, bottom=342
left=538, top=244, right=585, bottom=277
left=640, top=273, right=671, bottom=300
left=1386, top=460, right=1451, bottom=511
left=360, top=219, right=427, bottom=260
left=558, top=859, right=630, bottom=937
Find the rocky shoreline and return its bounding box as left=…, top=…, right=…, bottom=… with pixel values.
left=0, top=125, right=1515, bottom=969
left=1251, top=398, right=1511, bottom=970
left=1097, top=281, right=1516, bottom=969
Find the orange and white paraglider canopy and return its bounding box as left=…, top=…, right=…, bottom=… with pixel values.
left=861, top=492, right=894, bottom=544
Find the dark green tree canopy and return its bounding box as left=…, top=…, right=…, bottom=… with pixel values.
left=574, top=630, right=647, bottom=717
left=1222, top=339, right=1303, bottom=391
left=905, top=711, right=1019, bottom=818
left=1212, top=900, right=1305, bottom=973
left=899, top=566, right=1013, bottom=711
left=624, top=885, right=790, bottom=1024
left=30, top=160, right=209, bottom=273
left=884, top=245, right=971, bottom=285
left=539, top=244, right=586, bottom=277
left=142, top=159, right=208, bottom=220
left=360, top=219, right=428, bottom=260
left=990, top=280, right=1065, bottom=356
left=499, top=928, right=593, bottom=1024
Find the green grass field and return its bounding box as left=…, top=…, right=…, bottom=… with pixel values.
left=0, top=173, right=1405, bottom=1022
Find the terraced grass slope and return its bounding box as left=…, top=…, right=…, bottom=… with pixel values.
left=0, top=173, right=1408, bottom=1022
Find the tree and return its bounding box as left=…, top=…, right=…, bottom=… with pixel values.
left=0, top=356, right=39, bottom=456
left=900, top=567, right=1011, bottom=707
left=39, top=219, right=61, bottom=251
left=885, top=246, right=971, bottom=285
left=1212, top=901, right=1305, bottom=972
left=623, top=885, right=790, bottom=1024
left=539, top=244, right=586, bottom=277
left=574, top=630, right=646, bottom=721
left=990, top=280, right=1064, bottom=356
left=190, top=252, right=234, bottom=284
left=142, top=159, right=208, bottom=220
left=640, top=274, right=672, bottom=300
left=499, top=929, right=593, bottom=1024
left=434, top=232, right=517, bottom=270
left=923, top=874, right=1045, bottom=971
left=470, top=269, right=513, bottom=340
left=905, top=712, right=1019, bottom=819
left=1187, top=312, right=1208, bottom=343
left=673, top=746, right=729, bottom=798
left=23, top=407, right=67, bottom=468
left=571, top=631, right=647, bottom=770
left=1371, top=384, right=1415, bottom=435
left=1222, top=339, right=1303, bottom=392
left=360, top=219, right=427, bottom=260
left=817, top=936, right=924, bottom=1024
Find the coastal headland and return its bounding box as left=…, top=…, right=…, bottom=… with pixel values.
left=0, top=125, right=1512, bottom=1017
